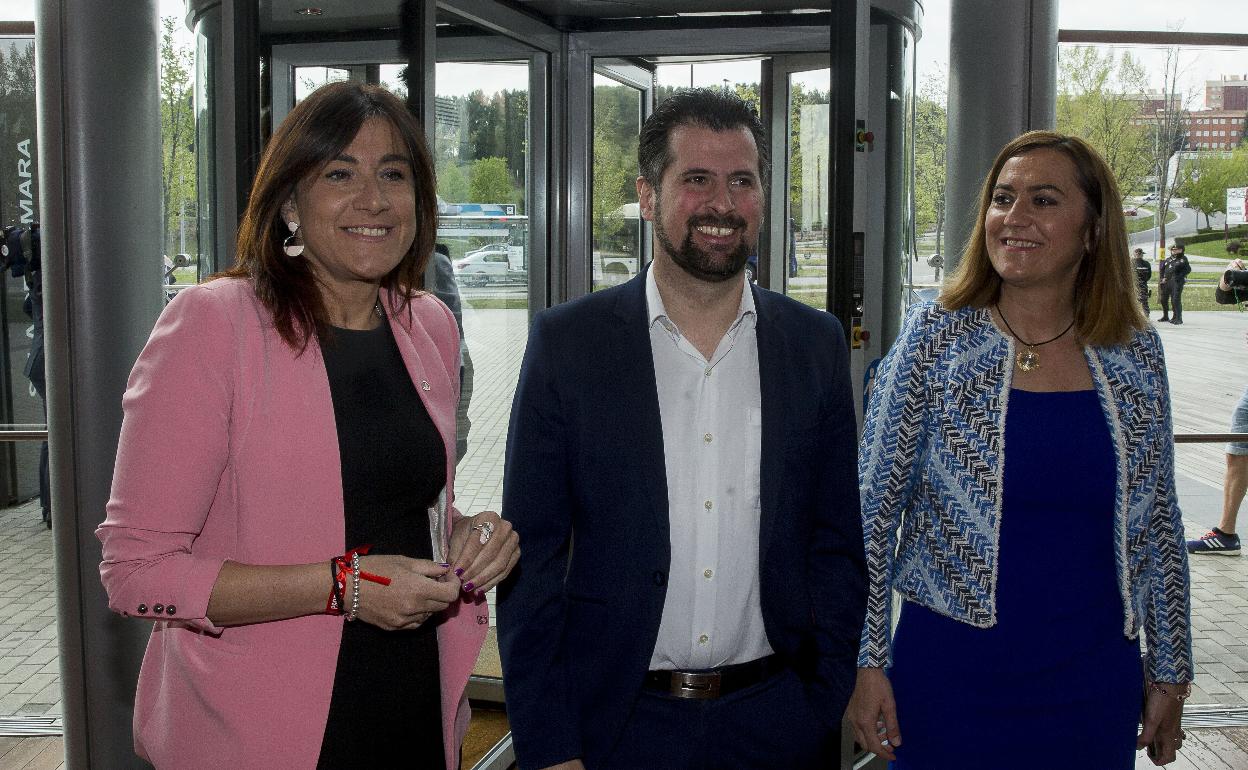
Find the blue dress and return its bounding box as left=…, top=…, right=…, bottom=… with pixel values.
left=888, top=389, right=1142, bottom=770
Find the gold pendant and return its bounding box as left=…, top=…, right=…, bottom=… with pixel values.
left=1016, top=348, right=1040, bottom=372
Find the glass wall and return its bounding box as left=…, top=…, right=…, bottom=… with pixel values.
left=0, top=34, right=44, bottom=503
left=1055, top=4, right=1248, bottom=718
left=0, top=33, right=56, bottom=725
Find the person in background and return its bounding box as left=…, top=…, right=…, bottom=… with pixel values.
left=425, top=242, right=473, bottom=461
left=1133, top=246, right=1152, bottom=316
left=848, top=131, right=1192, bottom=769
left=1158, top=242, right=1191, bottom=324
left=1189, top=258, right=1248, bottom=555
left=97, top=82, right=518, bottom=768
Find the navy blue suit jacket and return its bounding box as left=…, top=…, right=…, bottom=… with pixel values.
left=497, top=271, right=866, bottom=769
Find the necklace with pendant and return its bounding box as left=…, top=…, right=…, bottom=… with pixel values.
left=996, top=305, right=1076, bottom=372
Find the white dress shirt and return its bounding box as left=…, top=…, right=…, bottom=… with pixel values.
left=645, top=268, right=774, bottom=671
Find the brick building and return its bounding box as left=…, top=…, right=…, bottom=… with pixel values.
left=1207, top=75, right=1248, bottom=111
left=1183, top=109, right=1247, bottom=151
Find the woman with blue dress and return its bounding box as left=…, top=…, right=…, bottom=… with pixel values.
left=847, top=131, right=1193, bottom=769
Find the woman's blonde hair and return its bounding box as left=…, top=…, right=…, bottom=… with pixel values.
left=940, top=130, right=1147, bottom=346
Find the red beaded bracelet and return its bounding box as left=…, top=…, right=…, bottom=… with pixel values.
left=324, top=545, right=393, bottom=616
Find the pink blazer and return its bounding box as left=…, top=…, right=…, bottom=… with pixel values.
left=97, top=278, right=487, bottom=769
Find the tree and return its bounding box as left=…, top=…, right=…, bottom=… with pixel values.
left=914, top=71, right=947, bottom=256
left=436, top=160, right=470, bottom=207
left=160, top=17, right=196, bottom=260
left=1056, top=46, right=1153, bottom=197
left=592, top=83, right=641, bottom=254
left=1151, top=47, right=1193, bottom=249
left=1176, top=149, right=1248, bottom=230
left=468, top=157, right=516, bottom=205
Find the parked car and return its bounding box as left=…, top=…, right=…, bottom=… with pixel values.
left=453, top=246, right=527, bottom=286
left=1123, top=207, right=1138, bottom=217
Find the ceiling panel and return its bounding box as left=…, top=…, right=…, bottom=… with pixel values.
left=259, top=0, right=831, bottom=35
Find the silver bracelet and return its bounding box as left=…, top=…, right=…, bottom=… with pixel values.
left=346, top=551, right=362, bottom=622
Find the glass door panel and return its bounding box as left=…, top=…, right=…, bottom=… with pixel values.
left=784, top=67, right=831, bottom=308
left=591, top=70, right=644, bottom=291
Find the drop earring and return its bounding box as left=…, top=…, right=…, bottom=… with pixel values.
left=283, top=220, right=305, bottom=257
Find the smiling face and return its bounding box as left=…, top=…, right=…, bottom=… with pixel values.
left=984, top=147, right=1095, bottom=296
left=282, top=116, right=417, bottom=302
left=638, top=123, right=763, bottom=283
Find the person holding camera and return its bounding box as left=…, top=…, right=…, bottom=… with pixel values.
left=1158, top=243, right=1191, bottom=325
left=1218, top=257, right=1248, bottom=305
left=1133, top=247, right=1152, bottom=315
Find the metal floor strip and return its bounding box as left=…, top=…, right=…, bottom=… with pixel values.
left=0, top=716, right=62, bottom=736
left=1183, top=705, right=1248, bottom=728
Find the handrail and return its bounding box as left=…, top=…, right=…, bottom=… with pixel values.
left=0, top=430, right=47, bottom=442
left=1175, top=433, right=1248, bottom=444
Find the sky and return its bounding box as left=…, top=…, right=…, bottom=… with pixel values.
left=917, top=0, right=1248, bottom=104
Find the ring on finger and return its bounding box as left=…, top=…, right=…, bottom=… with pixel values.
left=471, top=520, right=495, bottom=545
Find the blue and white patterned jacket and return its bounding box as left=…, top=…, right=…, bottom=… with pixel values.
left=858, top=302, right=1193, bottom=683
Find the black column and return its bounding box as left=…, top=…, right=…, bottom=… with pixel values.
left=35, top=1, right=163, bottom=766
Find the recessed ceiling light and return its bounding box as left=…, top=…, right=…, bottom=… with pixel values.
left=295, top=7, right=323, bottom=16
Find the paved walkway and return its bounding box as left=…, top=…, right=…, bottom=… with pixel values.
left=2, top=307, right=1248, bottom=769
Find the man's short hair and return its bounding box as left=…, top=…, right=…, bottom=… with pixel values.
left=1171, top=243, right=1184, bottom=252
left=637, top=88, right=770, bottom=189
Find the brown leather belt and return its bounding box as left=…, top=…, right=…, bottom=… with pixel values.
left=643, top=655, right=783, bottom=700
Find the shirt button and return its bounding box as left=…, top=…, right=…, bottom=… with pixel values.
left=136, top=604, right=147, bottom=614
left=698, top=634, right=709, bottom=645
left=703, top=433, right=713, bottom=443
left=703, top=367, right=712, bottom=377
left=703, top=569, right=713, bottom=579
left=165, top=605, right=177, bottom=615
left=420, top=380, right=431, bottom=391
left=704, top=500, right=713, bottom=511
left=153, top=604, right=164, bottom=614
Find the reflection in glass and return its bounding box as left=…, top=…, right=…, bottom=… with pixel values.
left=294, top=66, right=354, bottom=102
left=592, top=73, right=643, bottom=291
left=786, top=69, right=831, bottom=309
left=193, top=13, right=217, bottom=279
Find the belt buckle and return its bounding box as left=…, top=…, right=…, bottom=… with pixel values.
left=669, top=670, right=721, bottom=700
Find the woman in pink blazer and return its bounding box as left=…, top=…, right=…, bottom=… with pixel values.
left=97, top=82, right=518, bottom=769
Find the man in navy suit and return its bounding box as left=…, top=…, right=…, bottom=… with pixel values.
left=498, top=89, right=865, bottom=770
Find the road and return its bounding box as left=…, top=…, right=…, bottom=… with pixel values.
left=1128, top=203, right=1226, bottom=251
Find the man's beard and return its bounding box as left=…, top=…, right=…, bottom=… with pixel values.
left=654, top=203, right=753, bottom=283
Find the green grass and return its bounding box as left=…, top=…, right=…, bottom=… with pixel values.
left=1185, top=240, right=1245, bottom=262
left=787, top=290, right=825, bottom=310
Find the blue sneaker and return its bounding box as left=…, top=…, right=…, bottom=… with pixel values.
left=1187, top=527, right=1241, bottom=555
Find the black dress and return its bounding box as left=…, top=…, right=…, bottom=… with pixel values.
left=317, top=321, right=448, bottom=768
